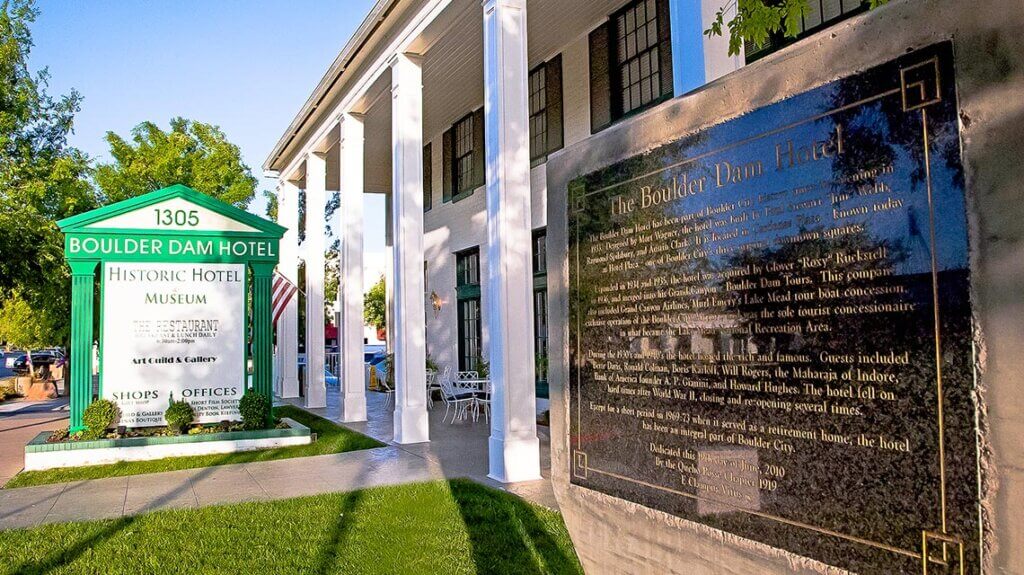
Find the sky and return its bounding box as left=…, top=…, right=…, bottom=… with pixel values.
left=28, top=0, right=388, bottom=259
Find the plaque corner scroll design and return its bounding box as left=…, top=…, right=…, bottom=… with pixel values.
left=921, top=531, right=965, bottom=575
left=573, top=450, right=589, bottom=480
left=901, top=57, right=943, bottom=112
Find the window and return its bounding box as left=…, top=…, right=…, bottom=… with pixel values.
left=423, top=143, right=432, bottom=212
left=442, top=109, right=485, bottom=202
left=589, top=0, right=672, bottom=132
left=529, top=66, right=547, bottom=161
left=532, top=229, right=548, bottom=397
left=534, top=289, right=549, bottom=391
left=456, top=248, right=482, bottom=372
left=528, top=56, right=564, bottom=164
left=456, top=247, right=480, bottom=288
left=745, top=0, right=868, bottom=62
left=532, top=230, right=547, bottom=275
left=454, top=113, right=475, bottom=194
left=614, top=0, right=662, bottom=115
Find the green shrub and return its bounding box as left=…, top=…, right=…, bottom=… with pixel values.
left=82, top=399, right=120, bottom=440
left=239, top=391, right=270, bottom=430
left=48, top=427, right=69, bottom=442
left=475, top=354, right=490, bottom=379
left=164, top=400, right=195, bottom=434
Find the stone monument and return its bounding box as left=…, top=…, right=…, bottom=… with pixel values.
left=547, top=1, right=1024, bottom=572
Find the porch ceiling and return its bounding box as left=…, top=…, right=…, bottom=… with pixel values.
left=357, top=0, right=633, bottom=195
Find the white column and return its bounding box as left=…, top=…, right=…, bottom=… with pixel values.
left=482, top=0, right=541, bottom=483
left=338, top=113, right=367, bottom=422
left=278, top=179, right=301, bottom=398
left=304, top=152, right=328, bottom=408
left=384, top=194, right=395, bottom=352
left=389, top=52, right=429, bottom=444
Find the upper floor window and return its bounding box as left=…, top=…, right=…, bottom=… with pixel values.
left=528, top=56, right=564, bottom=164
left=615, top=0, right=662, bottom=115
left=423, top=143, right=432, bottom=212
left=529, top=67, right=548, bottom=161
left=589, top=0, right=673, bottom=133
left=746, top=0, right=869, bottom=62
left=442, top=109, right=485, bottom=202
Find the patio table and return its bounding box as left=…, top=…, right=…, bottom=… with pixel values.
left=454, top=378, right=490, bottom=421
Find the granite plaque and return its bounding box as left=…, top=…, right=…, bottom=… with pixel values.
left=567, top=43, right=980, bottom=574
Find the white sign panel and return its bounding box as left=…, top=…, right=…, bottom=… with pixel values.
left=102, top=262, right=246, bottom=426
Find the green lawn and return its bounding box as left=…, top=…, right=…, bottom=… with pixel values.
left=4, top=406, right=385, bottom=489
left=0, top=479, right=583, bottom=575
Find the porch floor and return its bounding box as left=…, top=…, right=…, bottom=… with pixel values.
left=283, top=386, right=557, bottom=509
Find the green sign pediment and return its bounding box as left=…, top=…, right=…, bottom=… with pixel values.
left=57, top=184, right=286, bottom=237
left=58, top=185, right=285, bottom=263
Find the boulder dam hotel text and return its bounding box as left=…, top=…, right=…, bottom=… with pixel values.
left=609, top=124, right=848, bottom=217
left=66, top=236, right=276, bottom=258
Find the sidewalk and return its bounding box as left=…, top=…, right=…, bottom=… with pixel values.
left=0, top=398, right=69, bottom=485
left=0, top=445, right=446, bottom=531
left=0, top=390, right=557, bottom=531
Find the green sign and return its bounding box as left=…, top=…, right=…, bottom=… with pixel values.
left=58, top=185, right=285, bottom=431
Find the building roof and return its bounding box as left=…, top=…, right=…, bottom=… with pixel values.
left=262, top=0, right=397, bottom=175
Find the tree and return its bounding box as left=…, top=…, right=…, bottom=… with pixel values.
left=0, top=0, right=98, bottom=348
left=94, top=117, right=257, bottom=208
left=262, top=188, right=278, bottom=222
left=0, top=291, right=56, bottom=350
left=705, top=0, right=890, bottom=56
left=364, top=276, right=386, bottom=331
left=325, top=249, right=339, bottom=315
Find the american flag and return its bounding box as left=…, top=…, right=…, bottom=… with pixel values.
left=272, top=271, right=299, bottom=326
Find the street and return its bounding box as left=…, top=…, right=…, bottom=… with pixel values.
left=0, top=397, right=69, bottom=485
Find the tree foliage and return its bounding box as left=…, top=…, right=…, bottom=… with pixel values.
left=0, top=290, right=56, bottom=349
left=94, top=117, right=257, bottom=209
left=262, top=188, right=278, bottom=222
left=706, top=0, right=889, bottom=56
left=364, top=275, right=386, bottom=330
left=0, top=0, right=98, bottom=348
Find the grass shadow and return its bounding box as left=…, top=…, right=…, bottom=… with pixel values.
left=310, top=489, right=364, bottom=575
left=449, top=479, right=582, bottom=575
left=9, top=515, right=136, bottom=575
left=7, top=454, right=216, bottom=574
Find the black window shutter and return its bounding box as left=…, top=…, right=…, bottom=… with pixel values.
left=588, top=22, right=612, bottom=134
left=545, top=55, right=564, bottom=154
left=423, top=142, right=432, bottom=211
left=442, top=127, right=453, bottom=202
left=656, top=0, right=674, bottom=99
left=472, top=107, right=485, bottom=189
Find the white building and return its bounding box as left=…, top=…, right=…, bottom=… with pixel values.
left=266, top=0, right=870, bottom=482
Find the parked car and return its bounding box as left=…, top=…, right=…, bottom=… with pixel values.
left=4, top=351, right=24, bottom=369
left=11, top=352, right=61, bottom=375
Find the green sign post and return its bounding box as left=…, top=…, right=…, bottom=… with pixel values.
left=57, top=185, right=285, bottom=432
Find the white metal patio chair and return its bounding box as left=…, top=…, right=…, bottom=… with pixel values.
left=425, top=369, right=438, bottom=408
left=439, top=377, right=475, bottom=423
left=474, top=380, right=492, bottom=423
left=378, top=365, right=394, bottom=408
